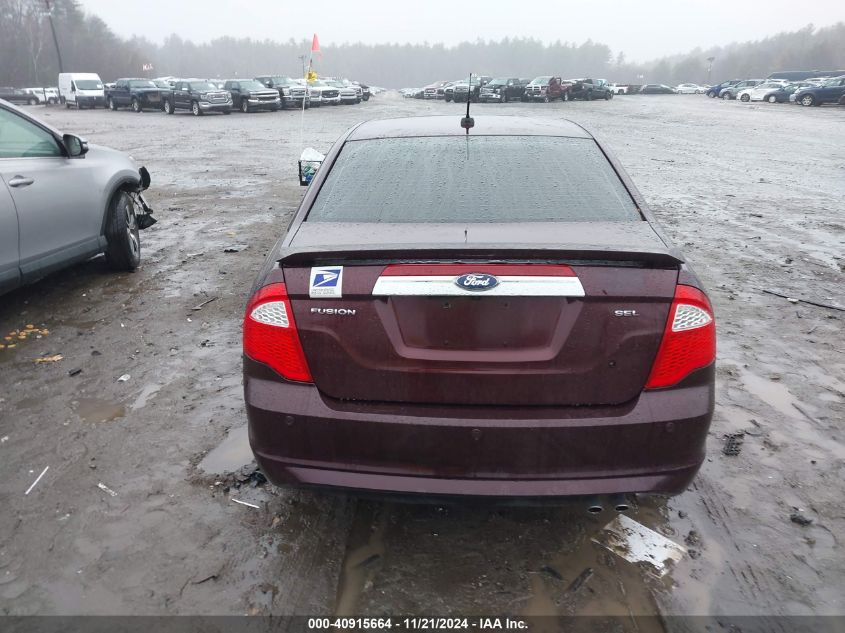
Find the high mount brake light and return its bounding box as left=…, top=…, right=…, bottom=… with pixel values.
left=646, top=285, right=716, bottom=389
left=243, top=283, right=313, bottom=383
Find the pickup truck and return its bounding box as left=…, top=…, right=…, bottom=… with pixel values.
left=223, top=79, right=281, bottom=112
left=106, top=78, right=166, bottom=112
left=524, top=76, right=570, bottom=102
left=255, top=76, right=311, bottom=109
left=568, top=78, right=613, bottom=100
left=162, top=79, right=232, bottom=116
left=479, top=78, right=529, bottom=103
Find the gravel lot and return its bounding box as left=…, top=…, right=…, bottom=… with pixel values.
left=1, top=93, right=843, bottom=621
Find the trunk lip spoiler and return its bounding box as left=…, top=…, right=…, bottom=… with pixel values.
left=278, top=245, right=685, bottom=268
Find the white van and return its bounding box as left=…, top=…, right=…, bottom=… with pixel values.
left=58, top=73, right=105, bottom=108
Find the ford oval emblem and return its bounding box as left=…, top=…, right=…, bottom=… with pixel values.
left=455, top=273, right=499, bottom=291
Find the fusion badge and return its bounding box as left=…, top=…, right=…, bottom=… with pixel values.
left=309, top=266, right=344, bottom=298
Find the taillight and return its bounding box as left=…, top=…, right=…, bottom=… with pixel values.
left=243, top=283, right=313, bottom=383
left=645, top=285, right=716, bottom=389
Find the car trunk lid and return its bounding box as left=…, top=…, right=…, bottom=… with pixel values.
left=282, top=222, right=680, bottom=406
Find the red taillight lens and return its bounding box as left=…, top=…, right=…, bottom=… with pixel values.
left=646, top=285, right=716, bottom=389
left=243, top=283, right=313, bottom=383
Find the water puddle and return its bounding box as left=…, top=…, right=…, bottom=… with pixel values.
left=334, top=502, right=387, bottom=617
left=739, top=371, right=800, bottom=419
left=130, top=383, right=162, bottom=411
left=197, top=425, right=252, bottom=474
left=73, top=398, right=125, bottom=423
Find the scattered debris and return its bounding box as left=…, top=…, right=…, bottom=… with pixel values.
left=592, top=514, right=686, bottom=577
left=2, top=325, right=50, bottom=351
left=223, top=244, right=248, bottom=253
left=1, top=435, right=9, bottom=443
left=744, top=419, right=765, bottom=437
left=790, top=512, right=813, bottom=527
left=792, top=403, right=824, bottom=428
left=566, top=567, right=594, bottom=593
left=117, top=374, right=131, bottom=383
left=25, top=466, right=49, bottom=495
left=68, top=368, right=83, bottom=377
left=35, top=354, right=63, bottom=363
left=231, top=498, right=260, bottom=509
left=684, top=530, right=701, bottom=547
left=97, top=482, right=118, bottom=497
left=723, top=433, right=744, bottom=456
left=192, top=297, right=218, bottom=311
left=540, top=565, right=563, bottom=581
left=762, top=289, right=845, bottom=313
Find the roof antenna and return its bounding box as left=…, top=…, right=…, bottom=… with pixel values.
left=460, top=73, right=474, bottom=134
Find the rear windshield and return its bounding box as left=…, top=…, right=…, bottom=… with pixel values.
left=307, top=136, right=640, bottom=223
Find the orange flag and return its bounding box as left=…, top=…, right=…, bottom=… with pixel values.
left=311, top=33, right=322, bottom=60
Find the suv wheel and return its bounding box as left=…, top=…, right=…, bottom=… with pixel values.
left=800, top=94, right=815, bottom=107
left=191, top=100, right=201, bottom=116
left=104, top=191, right=141, bottom=271
left=131, top=98, right=142, bottom=112
left=108, top=97, right=117, bottom=110
left=28, top=97, right=37, bottom=105
left=163, top=99, right=173, bottom=114
left=240, top=99, right=250, bottom=113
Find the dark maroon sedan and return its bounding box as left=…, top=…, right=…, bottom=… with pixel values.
left=243, top=115, right=715, bottom=503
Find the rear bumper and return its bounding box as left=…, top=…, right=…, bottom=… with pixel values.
left=245, top=359, right=714, bottom=498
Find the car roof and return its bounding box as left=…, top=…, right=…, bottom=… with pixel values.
left=348, top=116, right=593, bottom=140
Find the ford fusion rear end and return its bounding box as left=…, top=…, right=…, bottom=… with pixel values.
left=243, top=116, right=715, bottom=499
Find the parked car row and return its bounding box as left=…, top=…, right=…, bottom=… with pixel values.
left=405, top=76, right=616, bottom=103
left=3, top=72, right=376, bottom=115
left=702, top=75, right=845, bottom=106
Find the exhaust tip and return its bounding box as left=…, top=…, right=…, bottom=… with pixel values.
left=614, top=502, right=630, bottom=513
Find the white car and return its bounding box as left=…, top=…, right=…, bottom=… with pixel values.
left=737, top=81, right=790, bottom=102
left=675, top=83, right=704, bottom=94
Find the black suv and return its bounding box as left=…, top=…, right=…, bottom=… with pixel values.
left=0, top=87, right=39, bottom=105
left=106, top=78, right=166, bottom=112
left=479, top=78, right=528, bottom=103
left=223, top=79, right=281, bottom=112
left=255, top=76, right=311, bottom=109
left=162, top=80, right=232, bottom=115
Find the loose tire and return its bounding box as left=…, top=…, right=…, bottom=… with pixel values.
left=191, top=100, right=201, bottom=116
left=800, top=94, right=815, bottom=107
left=104, top=191, right=140, bottom=271
left=240, top=99, right=250, bottom=113
left=740, top=94, right=750, bottom=102
left=131, top=98, right=142, bottom=112
left=163, top=99, right=174, bottom=115
left=767, top=94, right=778, bottom=103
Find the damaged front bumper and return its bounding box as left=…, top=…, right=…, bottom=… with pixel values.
left=133, top=166, right=156, bottom=229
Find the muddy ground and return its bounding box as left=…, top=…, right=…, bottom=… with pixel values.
left=0, top=93, right=843, bottom=624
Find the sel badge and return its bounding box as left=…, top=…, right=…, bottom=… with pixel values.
left=309, top=266, right=344, bottom=298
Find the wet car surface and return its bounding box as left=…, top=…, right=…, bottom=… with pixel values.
left=0, top=95, right=842, bottom=619
left=244, top=115, right=716, bottom=498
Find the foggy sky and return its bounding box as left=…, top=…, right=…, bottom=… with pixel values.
left=78, top=0, right=843, bottom=61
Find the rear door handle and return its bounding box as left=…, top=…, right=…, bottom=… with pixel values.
left=8, top=176, right=34, bottom=188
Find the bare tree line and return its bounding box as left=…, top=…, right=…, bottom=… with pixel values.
left=1, top=0, right=843, bottom=88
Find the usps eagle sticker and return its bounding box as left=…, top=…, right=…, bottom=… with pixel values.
left=309, top=266, right=344, bottom=298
